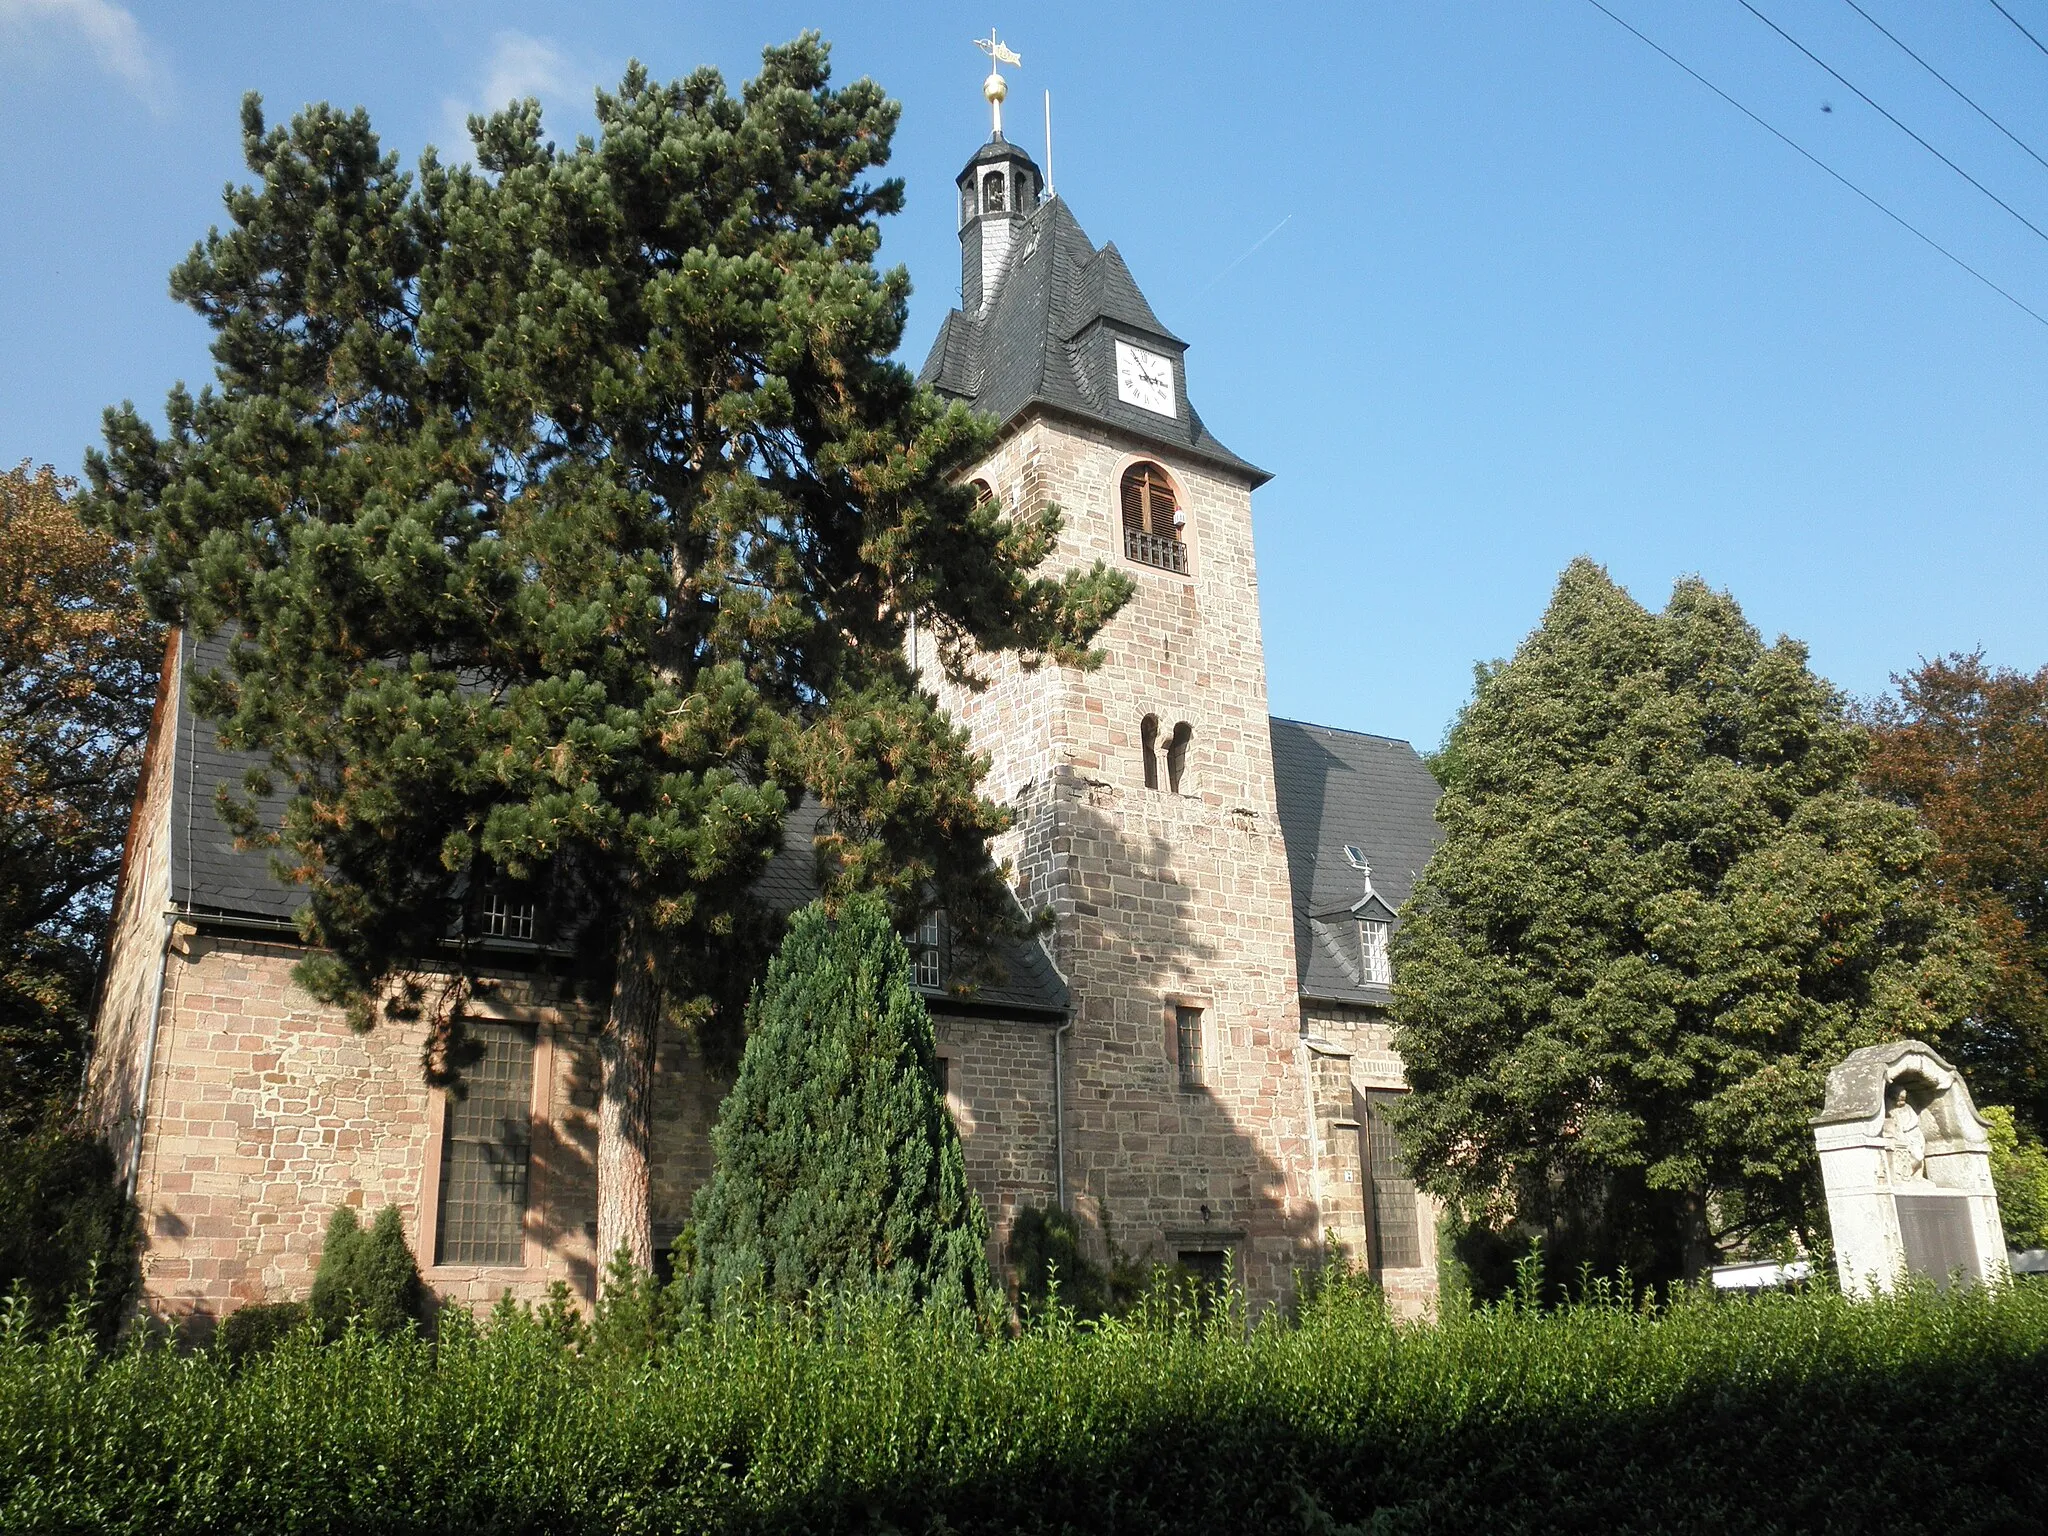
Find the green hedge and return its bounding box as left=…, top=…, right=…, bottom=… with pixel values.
left=4, top=1276, right=2046, bottom=1534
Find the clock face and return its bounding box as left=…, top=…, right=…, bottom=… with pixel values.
left=1115, top=340, right=1175, bottom=417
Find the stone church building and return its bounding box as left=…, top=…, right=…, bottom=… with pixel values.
left=86, top=117, right=1445, bottom=1322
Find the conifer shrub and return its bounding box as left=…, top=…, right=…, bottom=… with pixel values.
left=690, top=896, right=994, bottom=1308
left=306, top=1205, right=428, bottom=1339
left=0, top=1116, right=138, bottom=1344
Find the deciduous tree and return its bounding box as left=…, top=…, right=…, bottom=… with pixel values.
left=85, top=39, right=1128, bottom=1267
left=1864, top=654, right=2048, bottom=1134
left=1395, top=560, right=1987, bottom=1285
left=0, top=464, right=160, bottom=1136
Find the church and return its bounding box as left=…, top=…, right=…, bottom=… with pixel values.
left=84, top=68, right=1446, bottom=1321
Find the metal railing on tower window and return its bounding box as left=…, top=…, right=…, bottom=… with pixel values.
left=1124, top=525, right=1188, bottom=574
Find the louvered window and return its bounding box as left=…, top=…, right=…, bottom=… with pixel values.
left=1120, top=463, right=1187, bottom=573
left=434, top=1022, right=535, bottom=1267
left=1358, top=1091, right=1422, bottom=1270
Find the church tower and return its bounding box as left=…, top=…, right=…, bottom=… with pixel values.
left=918, top=52, right=1323, bottom=1300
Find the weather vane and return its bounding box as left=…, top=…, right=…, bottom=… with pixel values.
left=973, top=29, right=1021, bottom=138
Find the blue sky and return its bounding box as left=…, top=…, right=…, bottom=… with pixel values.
left=4, top=1, right=2046, bottom=750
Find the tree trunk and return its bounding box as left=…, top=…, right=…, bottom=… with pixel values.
left=596, top=910, right=661, bottom=1274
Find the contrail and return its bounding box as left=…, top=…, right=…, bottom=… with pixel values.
left=1201, top=214, right=1292, bottom=293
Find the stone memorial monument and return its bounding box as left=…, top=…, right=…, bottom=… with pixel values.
left=1812, top=1040, right=2008, bottom=1295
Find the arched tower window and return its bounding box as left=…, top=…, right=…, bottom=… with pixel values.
left=1119, top=462, right=1187, bottom=574
left=969, top=478, right=994, bottom=508
left=1166, top=722, right=1193, bottom=793
left=1141, top=715, right=1160, bottom=790
left=982, top=169, right=1006, bottom=213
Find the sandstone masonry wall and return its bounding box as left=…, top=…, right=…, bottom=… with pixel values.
left=926, top=412, right=1323, bottom=1303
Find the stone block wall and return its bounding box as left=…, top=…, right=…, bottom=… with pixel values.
left=925, top=411, right=1324, bottom=1304
left=84, top=631, right=182, bottom=1177
left=1303, top=999, right=1439, bottom=1316
left=934, top=1013, right=1061, bottom=1253
left=121, top=932, right=604, bottom=1324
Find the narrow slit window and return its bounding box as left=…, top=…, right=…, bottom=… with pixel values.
left=1176, top=1005, right=1204, bottom=1090
left=1166, top=723, right=1192, bottom=794
left=434, top=1022, right=536, bottom=1267
left=1141, top=714, right=1160, bottom=790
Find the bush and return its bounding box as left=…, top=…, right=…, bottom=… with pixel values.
left=1008, top=1204, right=1108, bottom=1317
left=214, top=1300, right=308, bottom=1365
left=0, top=1115, right=137, bottom=1343
left=307, top=1206, right=428, bottom=1339
left=5, top=1276, right=2048, bottom=1532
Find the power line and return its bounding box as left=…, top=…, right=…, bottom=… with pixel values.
left=1844, top=0, right=2048, bottom=175
left=1736, top=0, right=2048, bottom=247
left=1988, top=0, right=2048, bottom=61
left=1582, top=0, right=2048, bottom=328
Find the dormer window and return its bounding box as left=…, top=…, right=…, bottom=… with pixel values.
left=481, top=889, right=537, bottom=942
left=1359, top=918, right=1392, bottom=986
left=912, top=910, right=946, bottom=989
left=1120, top=462, right=1187, bottom=574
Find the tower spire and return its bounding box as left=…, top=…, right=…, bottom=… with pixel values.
left=972, top=29, right=1021, bottom=138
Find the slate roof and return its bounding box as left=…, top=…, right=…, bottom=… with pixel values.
left=917, top=184, right=1266, bottom=484
left=1267, top=717, right=1444, bottom=1007
left=165, top=631, right=1068, bottom=1018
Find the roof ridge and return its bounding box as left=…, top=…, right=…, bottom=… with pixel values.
left=1269, top=714, right=1420, bottom=750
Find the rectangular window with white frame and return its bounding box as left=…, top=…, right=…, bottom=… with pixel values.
left=1359, top=918, right=1392, bottom=986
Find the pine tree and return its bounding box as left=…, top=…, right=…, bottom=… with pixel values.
left=83, top=38, right=1130, bottom=1267
left=690, top=894, right=990, bottom=1307
left=307, top=1204, right=428, bottom=1338
left=1395, top=559, right=1989, bottom=1284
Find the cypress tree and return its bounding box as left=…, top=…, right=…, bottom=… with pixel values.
left=691, top=894, right=991, bottom=1307
left=83, top=37, right=1130, bottom=1267
left=1395, top=559, right=1989, bottom=1285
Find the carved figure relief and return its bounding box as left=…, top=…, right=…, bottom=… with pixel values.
left=1883, top=1082, right=1929, bottom=1183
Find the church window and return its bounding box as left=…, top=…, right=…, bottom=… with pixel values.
left=1141, top=714, right=1160, bottom=790
left=982, top=169, right=1006, bottom=213
left=1358, top=1091, right=1422, bottom=1270
left=1119, top=462, right=1187, bottom=573
left=1359, top=918, right=1392, bottom=986
left=1166, top=722, right=1193, bottom=794
left=434, top=1021, right=536, bottom=1267
left=1176, top=1004, right=1205, bottom=1090
left=912, top=910, right=946, bottom=989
